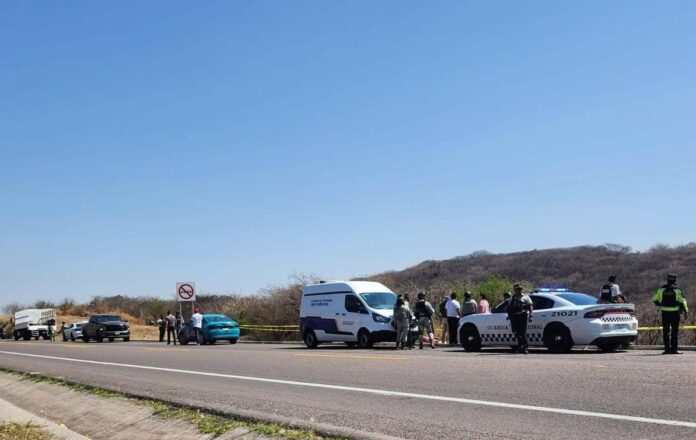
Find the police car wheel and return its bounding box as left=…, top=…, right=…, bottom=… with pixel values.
left=543, top=324, right=573, bottom=353
left=460, top=325, right=482, bottom=352
left=597, top=342, right=619, bottom=353
left=304, top=330, right=318, bottom=348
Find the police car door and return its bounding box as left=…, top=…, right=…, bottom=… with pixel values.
left=484, top=302, right=514, bottom=347
left=529, top=295, right=555, bottom=346
left=338, top=294, right=365, bottom=341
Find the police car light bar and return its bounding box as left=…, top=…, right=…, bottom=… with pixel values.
left=536, top=287, right=568, bottom=293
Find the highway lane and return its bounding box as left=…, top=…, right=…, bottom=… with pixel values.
left=0, top=340, right=695, bottom=440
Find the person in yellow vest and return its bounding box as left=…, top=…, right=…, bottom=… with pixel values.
left=652, top=274, right=689, bottom=354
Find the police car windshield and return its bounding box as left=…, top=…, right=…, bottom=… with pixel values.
left=556, top=293, right=599, bottom=305
left=360, top=292, right=397, bottom=310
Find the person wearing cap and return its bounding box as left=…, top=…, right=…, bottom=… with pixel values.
left=460, top=291, right=478, bottom=317
left=445, top=292, right=461, bottom=345
left=414, top=292, right=436, bottom=349
left=507, top=284, right=533, bottom=354
left=191, top=307, right=204, bottom=345
left=600, top=275, right=624, bottom=303
left=652, top=274, right=689, bottom=354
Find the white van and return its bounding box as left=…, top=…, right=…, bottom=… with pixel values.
left=299, top=280, right=397, bottom=348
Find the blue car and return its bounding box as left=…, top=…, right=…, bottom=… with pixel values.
left=178, top=314, right=241, bottom=345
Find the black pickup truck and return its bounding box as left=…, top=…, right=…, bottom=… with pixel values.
left=82, top=314, right=130, bottom=342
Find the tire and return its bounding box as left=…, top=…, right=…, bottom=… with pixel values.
left=83, top=337, right=89, bottom=343
left=344, top=342, right=357, bottom=348
left=108, top=338, right=114, bottom=343
left=71, top=335, right=76, bottom=342
left=597, top=343, right=620, bottom=353
left=543, top=324, right=573, bottom=353
left=123, top=337, right=130, bottom=342
left=357, top=329, right=373, bottom=349
left=96, top=337, right=103, bottom=343
left=14, top=332, right=19, bottom=341
left=208, top=339, right=216, bottom=345
left=460, top=325, right=482, bottom=352
left=303, top=330, right=319, bottom=349
left=229, top=338, right=238, bottom=344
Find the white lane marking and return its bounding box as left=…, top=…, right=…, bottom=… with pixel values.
left=1, top=350, right=695, bottom=429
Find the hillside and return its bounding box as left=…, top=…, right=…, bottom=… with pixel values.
left=367, top=244, right=696, bottom=304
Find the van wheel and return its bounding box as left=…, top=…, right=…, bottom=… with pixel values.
left=544, top=324, right=573, bottom=353
left=357, top=329, right=373, bottom=349
left=460, top=325, right=482, bottom=352
left=304, top=330, right=318, bottom=348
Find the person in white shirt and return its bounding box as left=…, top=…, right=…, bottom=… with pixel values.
left=600, top=275, right=624, bottom=303
left=191, top=308, right=203, bottom=345
left=445, top=292, right=461, bottom=345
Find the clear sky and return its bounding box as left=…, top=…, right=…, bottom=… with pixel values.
left=2, top=1, right=695, bottom=307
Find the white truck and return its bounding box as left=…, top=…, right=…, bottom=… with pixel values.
left=13, top=309, right=56, bottom=341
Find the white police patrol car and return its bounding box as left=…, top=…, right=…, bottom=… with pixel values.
left=457, top=289, right=638, bottom=353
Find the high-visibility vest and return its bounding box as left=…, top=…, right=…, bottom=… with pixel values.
left=652, top=285, right=689, bottom=313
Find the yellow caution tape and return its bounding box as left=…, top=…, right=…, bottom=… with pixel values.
left=638, top=326, right=696, bottom=331
left=239, top=327, right=300, bottom=332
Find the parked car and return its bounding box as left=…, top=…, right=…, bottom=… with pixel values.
left=179, top=314, right=240, bottom=345
left=62, top=322, right=86, bottom=341
left=82, top=314, right=130, bottom=342
left=457, top=288, right=638, bottom=353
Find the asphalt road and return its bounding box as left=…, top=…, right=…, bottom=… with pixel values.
left=0, top=340, right=694, bottom=440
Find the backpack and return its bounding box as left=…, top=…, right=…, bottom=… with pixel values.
left=461, top=300, right=477, bottom=316
left=600, top=283, right=613, bottom=302
left=661, top=285, right=678, bottom=307
left=439, top=300, right=448, bottom=317
left=415, top=301, right=432, bottom=319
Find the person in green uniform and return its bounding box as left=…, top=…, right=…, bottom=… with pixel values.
left=652, top=274, right=689, bottom=355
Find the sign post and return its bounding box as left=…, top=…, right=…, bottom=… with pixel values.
left=176, top=282, right=196, bottom=319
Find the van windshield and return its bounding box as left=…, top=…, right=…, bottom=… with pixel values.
left=360, top=292, right=397, bottom=310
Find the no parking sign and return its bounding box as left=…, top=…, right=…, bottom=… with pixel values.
left=176, top=282, right=196, bottom=302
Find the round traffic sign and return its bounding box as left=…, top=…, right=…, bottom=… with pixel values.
left=178, top=283, right=195, bottom=300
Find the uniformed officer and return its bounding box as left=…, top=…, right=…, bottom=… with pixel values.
left=507, top=284, right=533, bottom=354
left=652, top=274, right=689, bottom=354
left=414, top=292, right=436, bottom=349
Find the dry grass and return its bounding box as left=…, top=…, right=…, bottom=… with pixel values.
left=0, top=422, right=54, bottom=440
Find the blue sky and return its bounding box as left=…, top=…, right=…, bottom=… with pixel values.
left=2, top=1, right=695, bottom=306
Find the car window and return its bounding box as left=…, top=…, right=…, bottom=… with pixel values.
left=531, top=296, right=555, bottom=310
left=556, top=293, right=599, bottom=305
left=345, top=295, right=366, bottom=314
left=492, top=300, right=509, bottom=313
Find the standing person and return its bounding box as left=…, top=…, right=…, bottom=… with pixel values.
left=600, top=275, right=624, bottom=303
left=652, top=274, right=689, bottom=355
left=394, top=297, right=411, bottom=350
left=461, top=291, right=478, bottom=317
left=191, top=307, right=204, bottom=345
left=156, top=315, right=166, bottom=342
left=60, top=322, right=67, bottom=342
left=439, top=294, right=449, bottom=344
left=445, top=292, right=460, bottom=346
left=175, top=311, right=184, bottom=341
left=508, top=284, right=533, bottom=354
left=165, top=311, right=177, bottom=345
left=478, top=294, right=490, bottom=314
left=414, top=292, right=436, bottom=349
